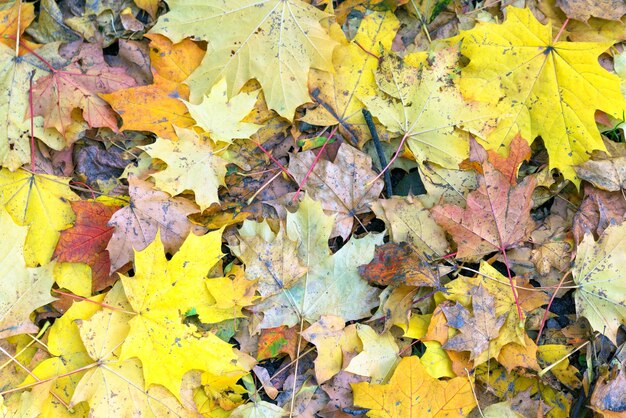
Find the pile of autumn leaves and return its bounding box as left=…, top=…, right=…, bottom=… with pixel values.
left=1, top=0, right=626, bottom=417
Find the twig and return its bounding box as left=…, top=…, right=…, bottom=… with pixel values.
left=362, top=109, right=392, bottom=197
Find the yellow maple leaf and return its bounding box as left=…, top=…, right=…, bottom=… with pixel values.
left=459, top=6, right=626, bottom=183
left=302, top=11, right=399, bottom=146
left=71, top=283, right=195, bottom=415
left=0, top=169, right=78, bottom=266
left=345, top=324, right=399, bottom=384
left=352, top=355, right=476, bottom=417
left=119, top=229, right=253, bottom=400
left=360, top=46, right=496, bottom=169
left=0, top=207, right=55, bottom=339
left=141, top=127, right=228, bottom=211
left=183, top=78, right=262, bottom=144
left=150, top=0, right=338, bottom=118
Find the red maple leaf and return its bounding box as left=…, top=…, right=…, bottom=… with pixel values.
left=53, top=200, right=119, bottom=292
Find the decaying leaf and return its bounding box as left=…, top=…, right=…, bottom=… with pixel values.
left=441, top=284, right=507, bottom=362
left=360, top=46, right=496, bottom=169
left=289, top=143, right=384, bottom=239
left=572, top=221, right=626, bottom=344
left=106, top=177, right=206, bottom=273
left=431, top=139, right=536, bottom=259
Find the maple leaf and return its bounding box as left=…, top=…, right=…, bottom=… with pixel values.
left=441, top=284, right=508, bottom=363
left=572, top=221, right=626, bottom=344
left=358, top=242, right=442, bottom=287
left=183, top=78, right=262, bottom=144
left=106, top=177, right=206, bottom=273
left=53, top=200, right=119, bottom=292
left=352, top=356, right=477, bottom=417
left=237, top=194, right=383, bottom=329
left=231, top=221, right=308, bottom=299
left=345, top=324, right=399, bottom=384
left=431, top=139, right=536, bottom=259
left=300, top=315, right=360, bottom=384
left=0, top=1, right=36, bottom=52
left=0, top=208, right=55, bottom=339
left=119, top=229, right=253, bottom=401
left=371, top=195, right=449, bottom=257
left=203, top=264, right=258, bottom=324
left=302, top=11, right=399, bottom=146
left=71, top=283, right=194, bottom=415
left=0, top=169, right=78, bottom=267
left=23, top=295, right=105, bottom=415
left=150, top=0, right=338, bottom=118
left=458, top=6, right=626, bottom=183
left=360, top=46, right=496, bottom=169
left=100, top=34, right=205, bottom=140
left=141, top=127, right=228, bottom=211
left=28, top=42, right=137, bottom=137
left=0, top=41, right=66, bottom=170
left=289, top=143, right=384, bottom=239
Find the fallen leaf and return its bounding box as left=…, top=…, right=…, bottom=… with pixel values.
left=459, top=7, right=625, bottom=183
left=302, top=11, right=399, bottom=146
left=432, top=139, right=536, bottom=259
left=119, top=229, right=253, bottom=402
left=574, top=156, right=626, bottom=192
left=150, top=0, right=338, bottom=118
left=0, top=169, right=78, bottom=267
left=360, top=46, right=496, bottom=169
left=106, top=177, right=206, bottom=273
left=141, top=127, right=228, bottom=210
left=572, top=221, right=626, bottom=344
left=237, top=195, right=383, bottom=329
left=345, top=324, right=399, bottom=383
left=29, top=42, right=137, bottom=136
left=257, top=325, right=299, bottom=361
left=441, top=284, right=507, bottom=362
left=71, top=283, right=194, bottom=415
left=358, top=242, right=441, bottom=287
left=301, top=316, right=360, bottom=384
left=183, top=78, right=262, bottom=144
left=556, top=0, right=626, bottom=22
left=371, top=195, right=449, bottom=257
left=289, top=143, right=384, bottom=239
left=352, top=355, right=476, bottom=417
left=53, top=200, right=119, bottom=292
left=589, top=364, right=626, bottom=417
left=0, top=208, right=55, bottom=339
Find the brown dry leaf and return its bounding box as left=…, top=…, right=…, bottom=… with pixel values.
left=352, top=355, right=476, bottom=416
left=371, top=195, right=449, bottom=257
left=589, top=364, right=626, bottom=417
left=432, top=138, right=536, bottom=259
left=230, top=220, right=307, bottom=298
left=573, top=185, right=626, bottom=244
left=574, top=156, right=626, bottom=191
left=358, top=242, right=441, bottom=287
left=441, top=284, right=507, bottom=362
left=556, top=0, right=626, bottom=22
left=289, top=143, right=383, bottom=239
left=106, top=177, right=206, bottom=273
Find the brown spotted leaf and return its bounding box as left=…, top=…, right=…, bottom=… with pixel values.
left=106, top=177, right=206, bottom=273
left=441, top=284, right=507, bottom=361
left=432, top=138, right=536, bottom=259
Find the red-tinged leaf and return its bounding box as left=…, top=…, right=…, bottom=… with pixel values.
left=257, top=325, right=298, bottom=361
left=358, top=242, right=440, bottom=287
left=486, top=134, right=531, bottom=185
left=28, top=42, right=137, bottom=137
left=53, top=201, right=119, bottom=292
left=432, top=138, right=537, bottom=259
